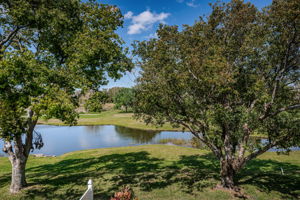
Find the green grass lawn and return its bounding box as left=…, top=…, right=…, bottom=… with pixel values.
left=0, top=145, right=299, bottom=200
left=38, top=110, right=178, bottom=131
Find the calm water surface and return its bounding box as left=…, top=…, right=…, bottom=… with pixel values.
left=0, top=125, right=193, bottom=156
left=0, top=125, right=298, bottom=156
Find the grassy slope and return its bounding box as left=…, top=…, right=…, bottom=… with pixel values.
left=0, top=145, right=299, bottom=200
left=38, top=110, right=178, bottom=131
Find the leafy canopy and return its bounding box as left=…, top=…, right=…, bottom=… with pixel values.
left=133, top=0, right=299, bottom=187
left=0, top=0, right=132, bottom=138
left=114, top=88, right=135, bottom=111
left=0, top=0, right=132, bottom=193
left=84, top=91, right=109, bottom=112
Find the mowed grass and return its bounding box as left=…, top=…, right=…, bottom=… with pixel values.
left=38, top=110, right=178, bottom=131
left=0, top=145, right=299, bottom=200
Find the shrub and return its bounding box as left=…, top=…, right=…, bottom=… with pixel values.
left=110, top=186, right=138, bottom=200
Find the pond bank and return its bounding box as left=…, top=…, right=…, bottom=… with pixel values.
left=38, top=110, right=267, bottom=139
left=38, top=110, right=179, bottom=131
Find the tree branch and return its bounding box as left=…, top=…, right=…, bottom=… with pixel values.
left=180, top=120, right=222, bottom=159
left=0, top=26, right=21, bottom=48
left=249, top=99, right=258, bottom=111
left=261, top=19, right=298, bottom=120
left=260, top=104, right=300, bottom=120
left=237, top=123, right=251, bottom=160
left=239, top=132, right=295, bottom=169
left=240, top=141, right=275, bottom=168
left=24, top=110, right=39, bottom=157
left=3, top=141, right=15, bottom=158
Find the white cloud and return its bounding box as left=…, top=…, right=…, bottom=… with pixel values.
left=177, top=0, right=200, bottom=8
left=128, top=23, right=145, bottom=35
left=124, top=10, right=170, bottom=35
left=186, top=0, right=200, bottom=8
left=124, top=11, right=133, bottom=19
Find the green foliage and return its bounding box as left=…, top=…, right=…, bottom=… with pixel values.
left=84, top=91, right=109, bottom=112
left=0, top=0, right=132, bottom=137
left=0, top=0, right=132, bottom=191
left=106, top=87, right=124, bottom=103
left=114, top=88, right=135, bottom=112
left=133, top=0, right=300, bottom=186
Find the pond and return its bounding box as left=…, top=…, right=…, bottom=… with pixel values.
left=0, top=125, right=193, bottom=156
left=0, top=125, right=298, bottom=156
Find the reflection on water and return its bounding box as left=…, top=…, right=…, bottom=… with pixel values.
left=0, top=125, right=192, bottom=156
left=115, top=126, right=160, bottom=143
left=84, top=125, right=105, bottom=135
left=1, top=125, right=297, bottom=156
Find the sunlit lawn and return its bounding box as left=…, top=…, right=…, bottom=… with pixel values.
left=38, top=110, right=178, bottom=131
left=0, top=145, right=299, bottom=200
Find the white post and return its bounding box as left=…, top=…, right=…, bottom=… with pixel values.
left=80, top=179, right=93, bottom=200
left=88, top=179, right=93, bottom=191
left=87, top=179, right=93, bottom=200
left=281, top=167, right=284, bottom=175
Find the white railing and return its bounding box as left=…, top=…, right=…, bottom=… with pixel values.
left=80, top=179, right=93, bottom=200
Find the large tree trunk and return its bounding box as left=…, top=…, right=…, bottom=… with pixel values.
left=2, top=110, right=38, bottom=193
left=5, top=133, right=30, bottom=193
left=3, top=114, right=37, bottom=193
left=220, top=158, right=236, bottom=189
left=9, top=156, right=27, bottom=193
left=4, top=138, right=29, bottom=194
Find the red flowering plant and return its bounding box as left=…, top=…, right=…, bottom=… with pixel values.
left=110, top=186, right=138, bottom=200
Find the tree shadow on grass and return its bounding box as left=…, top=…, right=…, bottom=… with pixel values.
left=15, top=151, right=300, bottom=200
left=23, top=151, right=159, bottom=199
left=21, top=151, right=219, bottom=199
left=0, top=173, right=10, bottom=188
left=237, top=159, right=300, bottom=199
left=174, top=154, right=220, bottom=193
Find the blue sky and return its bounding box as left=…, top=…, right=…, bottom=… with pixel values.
left=101, top=0, right=273, bottom=89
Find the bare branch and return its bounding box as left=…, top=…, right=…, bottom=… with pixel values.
left=165, top=112, right=222, bottom=159
left=238, top=123, right=251, bottom=160
left=249, top=99, right=257, bottom=110
left=261, top=19, right=299, bottom=120
left=24, top=110, right=39, bottom=156
left=260, top=104, right=300, bottom=120
left=180, top=120, right=222, bottom=159
left=240, top=132, right=295, bottom=169
left=187, top=67, right=201, bottom=82
left=0, top=26, right=21, bottom=48
left=242, top=142, right=275, bottom=166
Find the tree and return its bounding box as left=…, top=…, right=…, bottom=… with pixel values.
left=0, top=0, right=132, bottom=193
left=84, top=91, right=109, bottom=112
left=106, top=87, right=124, bottom=103
left=133, top=0, right=299, bottom=190
left=114, top=88, right=135, bottom=112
